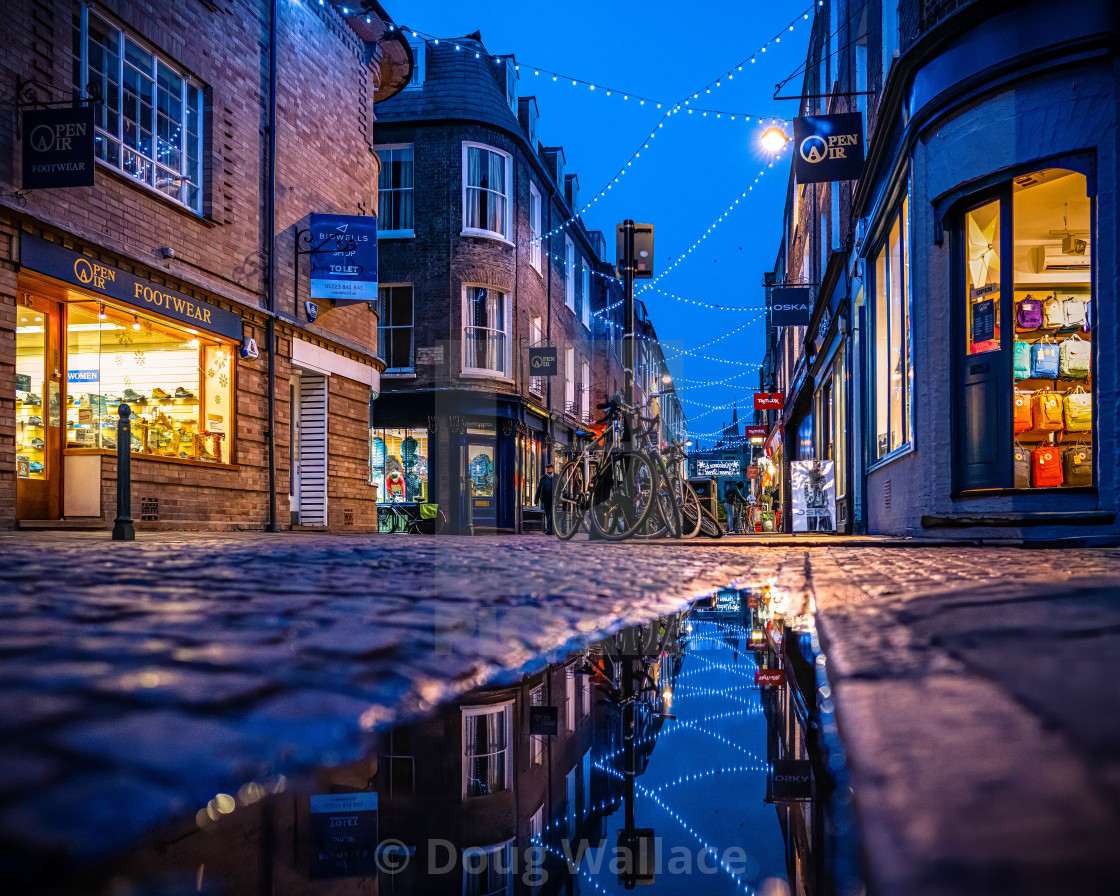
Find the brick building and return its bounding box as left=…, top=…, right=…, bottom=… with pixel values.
left=1, top=0, right=411, bottom=531
left=371, top=33, right=684, bottom=534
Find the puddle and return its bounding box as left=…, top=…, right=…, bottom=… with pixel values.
left=51, top=586, right=857, bottom=896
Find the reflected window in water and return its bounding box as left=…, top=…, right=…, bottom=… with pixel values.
left=463, top=703, right=511, bottom=798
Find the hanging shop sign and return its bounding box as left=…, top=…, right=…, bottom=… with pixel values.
left=747, top=594, right=760, bottom=609
left=529, top=706, right=559, bottom=736
left=791, top=460, right=836, bottom=533
left=793, top=112, right=864, bottom=184
left=754, top=393, right=785, bottom=411
left=529, top=345, right=558, bottom=376
left=19, top=235, right=243, bottom=340
left=770, top=286, right=814, bottom=327
left=772, top=759, right=813, bottom=800
left=22, top=106, right=96, bottom=189
left=744, top=424, right=768, bottom=439
left=756, top=669, right=785, bottom=687
left=746, top=465, right=759, bottom=480
left=309, top=213, right=378, bottom=304
left=309, top=792, right=379, bottom=879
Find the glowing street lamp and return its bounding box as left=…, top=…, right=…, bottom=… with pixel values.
left=760, top=126, right=790, bottom=153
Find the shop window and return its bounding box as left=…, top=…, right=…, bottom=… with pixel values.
left=959, top=168, right=1093, bottom=490
left=520, top=433, right=544, bottom=506
left=529, top=184, right=542, bottom=273
left=376, top=145, right=414, bottom=236
left=73, top=4, right=205, bottom=213
left=378, top=285, right=414, bottom=373
left=64, top=301, right=233, bottom=463
left=463, top=143, right=512, bottom=240
left=462, top=704, right=512, bottom=799
left=370, top=427, right=429, bottom=502
left=462, top=287, right=511, bottom=376
left=871, top=195, right=911, bottom=462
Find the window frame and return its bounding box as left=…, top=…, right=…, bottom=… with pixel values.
left=462, top=840, right=514, bottom=896
left=564, top=238, right=575, bottom=311
left=564, top=346, right=575, bottom=414
left=377, top=283, right=415, bottom=375
left=461, top=702, right=514, bottom=801
left=375, top=143, right=415, bottom=238
left=529, top=182, right=543, bottom=274
left=529, top=314, right=544, bottom=396
left=461, top=285, right=513, bottom=378
left=580, top=259, right=591, bottom=328
left=74, top=2, right=205, bottom=215
left=462, top=142, right=514, bottom=243
left=406, top=37, right=425, bottom=89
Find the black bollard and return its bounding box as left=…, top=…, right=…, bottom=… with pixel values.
left=112, top=402, right=135, bottom=541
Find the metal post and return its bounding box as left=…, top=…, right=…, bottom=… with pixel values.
left=622, top=220, right=635, bottom=408
left=112, top=403, right=134, bottom=541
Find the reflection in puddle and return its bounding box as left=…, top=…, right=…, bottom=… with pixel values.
left=70, top=587, right=854, bottom=896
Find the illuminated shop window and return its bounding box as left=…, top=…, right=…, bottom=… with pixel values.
left=369, top=427, right=429, bottom=502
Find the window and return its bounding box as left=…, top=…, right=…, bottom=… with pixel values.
left=565, top=667, right=575, bottom=731
left=406, top=38, right=425, bottom=88
left=564, top=238, right=575, bottom=310
left=529, top=684, right=545, bottom=765
left=462, top=704, right=512, bottom=799
left=520, top=433, right=545, bottom=506
left=580, top=360, right=590, bottom=422
left=505, top=58, right=517, bottom=116
left=529, top=183, right=542, bottom=273
left=463, top=143, right=512, bottom=240
left=565, top=347, right=575, bottom=415
left=64, top=301, right=233, bottom=463
left=463, top=843, right=513, bottom=896
left=882, top=1, right=899, bottom=84
left=580, top=260, right=591, bottom=328
left=462, top=287, right=511, bottom=376
left=370, top=427, right=429, bottom=501
left=871, top=196, right=911, bottom=461
left=529, top=315, right=544, bottom=395
left=73, top=3, right=204, bottom=213
left=377, top=285, right=414, bottom=373
left=376, top=145, right=414, bottom=236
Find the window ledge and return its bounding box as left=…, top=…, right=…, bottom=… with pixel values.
left=383, top=371, right=417, bottom=378
left=65, top=447, right=237, bottom=470
left=378, top=231, right=414, bottom=239
left=95, top=160, right=214, bottom=227
left=460, top=370, right=514, bottom=384
left=866, top=441, right=916, bottom=474
left=460, top=229, right=515, bottom=248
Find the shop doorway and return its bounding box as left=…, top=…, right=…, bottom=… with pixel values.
left=466, top=437, right=497, bottom=530
left=15, top=294, right=62, bottom=520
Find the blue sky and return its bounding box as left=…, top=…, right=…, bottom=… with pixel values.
left=387, top=1, right=815, bottom=443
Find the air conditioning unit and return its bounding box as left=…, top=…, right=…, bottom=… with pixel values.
left=1032, top=244, right=1091, bottom=273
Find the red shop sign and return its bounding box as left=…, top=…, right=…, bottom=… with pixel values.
left=754, top=393, right=785, bottom=411
left=755, top=669, right=785, bottom=687
left=746, top=466, right=759, bottom=479
left=744, top=425, right=768, bottom=438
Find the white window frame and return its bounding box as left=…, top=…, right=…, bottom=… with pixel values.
left=505, top=58, right=518, bottom=116
left=378, top=283, right=414, bottom=374
left=529, top=315, right=544, bottom=396
left=529, top=683, right=545, bottom=765
left=580, top=359, right=590, bottom=422
left=461, top=285, right=513, bottom=378
left=462, top=840, right=515, bottom=896
left=580, top=259, right=591, bottom=328
left=462, top=142, right=514, bottom=242
left=74, top=3, right=205, bottom=214
left=407, top=38, right=425, bottom=88
left=564, top=238, right=575, bottom=310
left=529, top=183, right=542, bottom=274
left=564, top=347, right=575, bottom=415
left=461, top=702, right=514, bottom=800
left=375, top=143, right=414, bottom=238
left=565, top=666, right=576, bottom=731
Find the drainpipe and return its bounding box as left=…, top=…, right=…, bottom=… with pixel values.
left=265, top=0, right=278, bottom=531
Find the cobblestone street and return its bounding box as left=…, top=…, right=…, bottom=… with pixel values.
left=2, top=532, right=1119, bottom=894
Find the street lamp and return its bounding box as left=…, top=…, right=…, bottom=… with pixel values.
left=760, top=126, right=790, bottom=153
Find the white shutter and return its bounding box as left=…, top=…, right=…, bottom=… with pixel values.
left=298, top=374, right=328, bottom=526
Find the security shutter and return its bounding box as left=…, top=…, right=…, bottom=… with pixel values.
left=298, top=374, right=328, bottom=526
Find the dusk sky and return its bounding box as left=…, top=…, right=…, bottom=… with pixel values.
left=390, top=0, right=816, bottom=444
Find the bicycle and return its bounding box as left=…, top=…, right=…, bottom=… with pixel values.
left=378, top=496, right=447, bottom=534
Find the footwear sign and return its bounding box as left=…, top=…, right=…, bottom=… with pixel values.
left=772, top=759, right=813, bottom=801
left=22, top=106, right=95, bottom=189
left=309, top=792, right=378, bottom=879
left=793, top=112, right=865, bottom=184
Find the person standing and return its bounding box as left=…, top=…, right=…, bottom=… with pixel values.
left=535, top=463, right=556, bottom=535
left=722, top=479, right=741, bottom=534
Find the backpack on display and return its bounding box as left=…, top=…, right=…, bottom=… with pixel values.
left=1030, top=339, right=1060, bottom=378
left=1041, top=295, right=1064, bottom=329
left=1062, top=296, right=1087, bottom=329
left=1013, top=341, right=1032, bottom=379
left=1058, top=334, right=1090, bottom=379
left=1063, top=387, right=1091, bottom=431
left=1013, top=391, right=1032, bottom=433
left=1031, top=445, right=1064, bottom=487
left=1062, top=444, right=1092, bottom=487
left=1031, top=390, right=1063, bottom=431
left=1013, top=446, right=1031, bottom=488
left=1016, top=296, right=1042, bottom=329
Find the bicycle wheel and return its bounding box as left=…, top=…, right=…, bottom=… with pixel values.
left=651, top=452, right=682, bottom=539
left=552, top=461, right=586, bottom=540
left=678, top=480, right=703, bottom=539
left=589, top=449, right=655, bottom=541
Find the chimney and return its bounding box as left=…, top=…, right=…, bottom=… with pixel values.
left=564, top=173, right=579, bottom=212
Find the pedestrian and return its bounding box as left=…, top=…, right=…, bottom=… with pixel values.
left=744, top=487, right=757, bottom=530
left=535, top=463, right=556, bottom=535
left=722, top=479, right=741, bottom=534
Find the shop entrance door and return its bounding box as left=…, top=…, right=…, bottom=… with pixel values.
left=466, top=438, right=497, bottom=529
left=15, top=295, right=62, bottom=520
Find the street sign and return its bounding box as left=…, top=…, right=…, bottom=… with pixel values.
left=529, top=346, right=558, bottom=376
left=772, top=759, right=813, bottom=800
left=22, top=106, right=95, bottom=189
left=529, top=706, right=558, bottom=735
left=755, top=669, right=785, bottom=687
left=793, top=112, right=865, bottom=183
left=754, top=393, right=784, bottom=411
left=770, top=286, right=813, bottom=327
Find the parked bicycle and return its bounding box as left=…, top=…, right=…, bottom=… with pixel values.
left=378, top=496, right=447, bottom=534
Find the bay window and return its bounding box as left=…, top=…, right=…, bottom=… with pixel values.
left=463, top=143, right=512, bottom=240
left=376, top=145, right=414, bottom=236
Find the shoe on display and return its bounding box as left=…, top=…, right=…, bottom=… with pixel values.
left=122, top=389, right=144, bottom=402
left=30, top=438, right=45, bottom=450
left=151, top=387, right=172, bottom=400
left=174, top=387, right=196, bottom=400
left=29, top=462, right=44, bottom=473
left=24, top=394, right=41, bottom=406
left=103, top=437, right=116, bottom=450
left=17, top=455, right=29, bottom=463
left=27, top=416, right=43, bottom=426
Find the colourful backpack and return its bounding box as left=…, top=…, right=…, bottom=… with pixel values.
left=1016, top=296, right=1042, bottom=329
left=1062, top=296, right=1087, bottom=329
left=1030, top=340, right=1060, bottom=378
left=1040, top=295, right=1064, bottom=329
left=1063, top=388, right=1091, bottom=431
left=1031, top=445, right=1064, bottom=487
left=1013, top=446, right=1031, bottom=488
left=1031, top=391, right=1063, bottom=431
left=1058, top=335, right=1090, bottom=379
left=1013, top=341, right=1032, bottom=379
left=1013, top=391, right=1032, bottom=433
left=1062, top=444, right=1092, bottom=487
